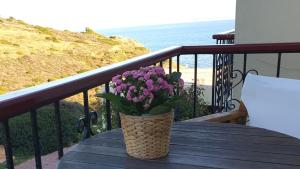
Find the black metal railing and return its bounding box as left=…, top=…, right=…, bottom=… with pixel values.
left=1, top=42, right=300, bottom=169
left=212, top=31, right=235, bottom=113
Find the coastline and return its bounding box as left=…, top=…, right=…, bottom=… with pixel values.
left=180, top=67, right=212, bottom=86
left=164, top=66, right=212, bottom=86
left=165, top=66, right=213, bottom=104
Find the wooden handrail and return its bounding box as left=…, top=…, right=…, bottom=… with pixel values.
left=181, top=42, right=300, bottom=54
left=212, top=33, right=235, bottom=40
left=212, top=29, right=235, bottom=40
left=2, top=42, right=300, bottom=121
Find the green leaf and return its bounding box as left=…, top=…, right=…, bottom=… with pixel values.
left=149, top=105, right=171, bottom=115
left=96, top=93, right=121, bottom=104
left=169, top=72, right=182, bottom=82
left=96, top=93, right=138, bottom=115
left=150, top=92, right=168, bottom=107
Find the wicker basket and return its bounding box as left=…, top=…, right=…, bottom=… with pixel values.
left=120, top=112, right=174, bottom=159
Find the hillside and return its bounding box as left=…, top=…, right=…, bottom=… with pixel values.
left=0, top=17, right=149, bottom=93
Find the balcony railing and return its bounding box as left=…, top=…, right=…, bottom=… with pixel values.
left=1, top=42, right=300, bottom=169
left=212, top=31, right=235, bottom=112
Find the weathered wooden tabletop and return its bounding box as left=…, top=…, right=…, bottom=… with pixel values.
left=58, top=122, right=300, bottom=169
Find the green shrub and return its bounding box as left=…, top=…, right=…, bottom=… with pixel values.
left=0, top=39, right=13, bottom=45
left=0, top=39, right=19, bottom=46
left=76, top=69, right=88, bottom=74
left=32, top=77, right=41, bottom=83
left=74, top=39, right=87, bottom=44
left=98, top=37, right=120, bottom=45
left=16, top=51, right=23, bottom=55
left=16, top=20, right=27, bottom=25
left=85, top=27, right=95, bottom=34
left=176, top=84, right=210, bottom=120
left=45, top=36, right=59, bottom=43
left=7, top=17, right=15, bottom=22
left=34, top=26, right=52, bottom=35
left=0, top=102, right=82, bottom=157
left=23, top=84, right=34, bottom=88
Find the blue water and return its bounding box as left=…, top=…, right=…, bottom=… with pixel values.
left=99, top=20, right=234, bottom=67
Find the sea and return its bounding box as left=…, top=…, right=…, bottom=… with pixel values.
left=99, top=20, right=235, bottom=68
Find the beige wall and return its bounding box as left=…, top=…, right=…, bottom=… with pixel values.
left=233, top=0, right=300, bottom=101
left=236, top=0, right=300, bottom=44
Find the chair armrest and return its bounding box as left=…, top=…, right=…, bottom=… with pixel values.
left=184, top=110, right=248, bottom=124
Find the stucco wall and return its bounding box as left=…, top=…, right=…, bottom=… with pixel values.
left=233, top=0, right=300, bottom=102
left=236, top=0, right=300, bottom=44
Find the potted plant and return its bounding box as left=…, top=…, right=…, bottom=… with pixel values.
left=97, top=66, right=184, bottom=159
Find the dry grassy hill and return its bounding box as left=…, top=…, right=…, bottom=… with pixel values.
left=0, top=17, right=149, bottom=94
left=0, top=17, right=150, bottom=168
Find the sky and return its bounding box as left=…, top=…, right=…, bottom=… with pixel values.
left=0, top=0, right=236, bottom=31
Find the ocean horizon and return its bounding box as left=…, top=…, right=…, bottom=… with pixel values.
left=99, top=20, right=235, bottom=68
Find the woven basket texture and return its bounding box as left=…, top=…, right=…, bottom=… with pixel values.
left=120, top=112, right=173, bottom=159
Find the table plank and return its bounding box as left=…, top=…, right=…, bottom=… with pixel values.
left=63, top=148, right=300, bottom=169
left=170, top=130, right=300, bottom=146
left=61, top=152, right=207, bottom=169
left=74, top=144, right=300, bottom=166
left=87, top=130, right=300, bottom=156
left=58, top=122, right=300, bottom=169
left=92, top=129, right=296, bottom=146
left=173, top=123, right=295, bottom=138
left=59, top=161, right=122, bottom=169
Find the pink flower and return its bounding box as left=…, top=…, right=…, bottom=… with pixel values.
left=115, top=79, right=122, bottom=85
left=146, top=80, right=154, bottom=90
left=126, top=92, right=132, bottom=101
left=161, top=81, right=169, bottom=89
left=144, top=73, right=151, bottom=80
left=120, top=83, right=127, bottom=90
left=112, top=75, right=121, bottom=82
left=132, top=97, right=139, bottom=103
left=132, top=71, right=140, bottom=78
left=146, top=80, right=153, bottom=85
left=153, top=85, right=160, bottom=91
left=155, top=67, right=165, bottom=75
left=157, top=77, right=164, bottom=84
left=122, top=71, right=131, bottom=78
left=114, top=85, right=122, bottom=93
left=138, top=95, right=145, bottom=101
left=143, top=89, right=150, bottom=96
left=129, top=86, right=136, bottom=91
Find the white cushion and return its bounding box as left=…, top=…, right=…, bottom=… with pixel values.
left=241, top=74, right=300, bottom=139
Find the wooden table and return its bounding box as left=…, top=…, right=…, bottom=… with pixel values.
left=58, top=122, right=300, bottom=169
